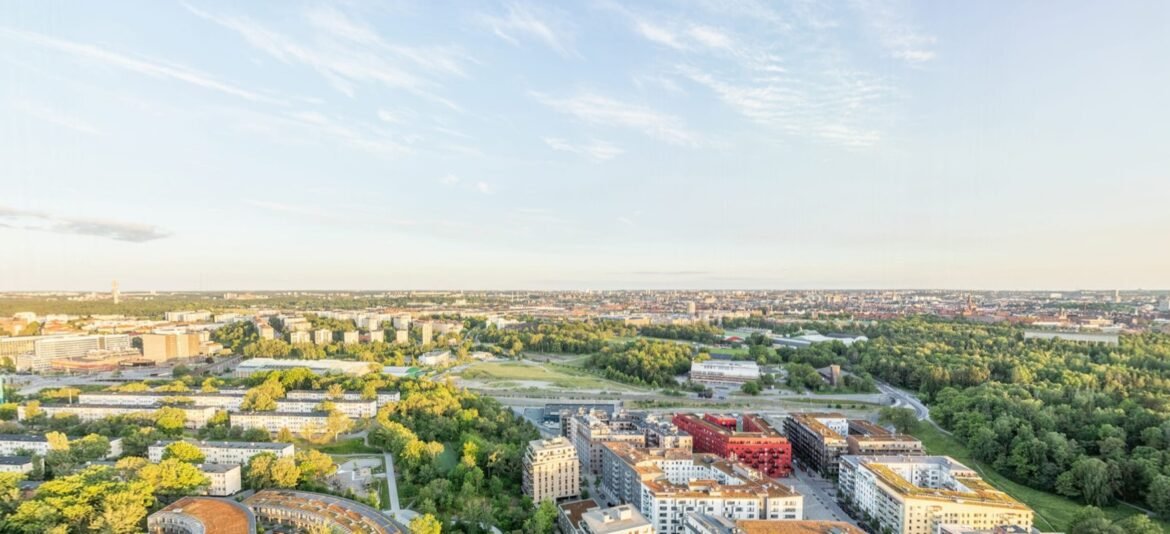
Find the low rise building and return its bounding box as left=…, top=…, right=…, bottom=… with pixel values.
left=274, top=399, right=376, bottom=418
left=243, top=490, right=402, bottom=533
left=837, top=456, right=1033, bottom=534
left=523, top=436, right=580, bottom=503
left=148, top=440, right=294, bottom=465
left=229, top=411, right=331, bottom=434
left=285, top=389, right=400, bottom=405
left=147, top=496, right=257, bottom=534
left=233, top=358, right=374, bottom=377
left=690, top=360, right=761, bottom=386
left=0, top=456, right=33, bottom=474
left=417, top=349, right=452, bottom=366
left=0, top=434, right=50, bottom=456
left=23, top=404, right=217, bottom=428
left=198, top=463, right=242, bottom=496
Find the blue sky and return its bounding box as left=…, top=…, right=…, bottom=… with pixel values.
left=1, top=1, right=1168, bottom=291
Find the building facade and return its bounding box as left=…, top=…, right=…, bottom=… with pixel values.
left=672, top=414, right=792, bottom=477
left=524, top=437, right=581, bottom=503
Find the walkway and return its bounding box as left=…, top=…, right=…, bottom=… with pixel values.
left=383, top=453, right=401, bottom=512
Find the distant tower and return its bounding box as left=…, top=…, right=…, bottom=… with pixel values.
left=1114, top=289, right=1120, bottom=304
left=112, top=280, right=120, bottom=305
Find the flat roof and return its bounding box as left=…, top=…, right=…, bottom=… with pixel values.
left=0, top=456, right=33, bottom=465
left=244, top=490, right=402, bottom=533
left=0, top=434, right=48, bottom=442
left=152, top=439, right=293, bottom=450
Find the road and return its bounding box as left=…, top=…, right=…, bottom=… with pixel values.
left=786, top=467, right=856, bottom=525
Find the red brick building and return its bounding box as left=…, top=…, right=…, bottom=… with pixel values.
left=672, top=413, right=792, bottom=477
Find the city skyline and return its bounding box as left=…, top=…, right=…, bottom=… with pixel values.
left=3, top=1, right=1169, bottom=291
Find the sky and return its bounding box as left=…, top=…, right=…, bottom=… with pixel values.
left=1, top=1, right=1168, bottom=291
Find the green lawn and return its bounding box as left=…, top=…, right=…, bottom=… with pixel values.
left=313, top=438, right=381, bottom=454
left=914, top=424, right=1165, bottom=532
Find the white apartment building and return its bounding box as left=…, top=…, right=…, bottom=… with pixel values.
left=314, top=329, right=332, bottom=345
left=230, top=412, right=332, bottom=434
left=0, top=456, right=34, bottom=474
left=838, top=456, right=1033, bottom=534
left=392, top=314, right=411, bottom=330
left=689, top=360, right=760, bottom=385
left=233, top=358, right=374, bottom=377
left=289, top=331, right=311, bottom=344
left=198, top=463, right=243, bottom=496
left=285, top=389, right=400, bottom=406
left=78, top=390, right=246, bottom=411
left=342, top=331, right=360, bottom=344
left=22, top=404, right=218, bottom=428
left=275, top=399, right=375, bottom=418
left=369, top=330, right=385, bottom=343
left=417, top=350, right=452, bottom=367
left=582, top=504, right=654, bottom=534
left=524, top=437, right=581, bottom=503
left=148, top=440, right=295, bottom=465
left=600, top=442, right=802, bottom=534
left=395, top=330, right=409, bottom=344
left=0, top=434, right=50, bottom=456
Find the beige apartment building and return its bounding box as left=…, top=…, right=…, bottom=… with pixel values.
left=523, top=437, right=580, bottom=503
left=838, top=456, right=1033, bottom=534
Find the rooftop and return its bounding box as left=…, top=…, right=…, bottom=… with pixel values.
left=0, top=456, right=33, bottom=465
left=153, top=496, right=257, bottom=534
left=153, top=439, right=294, bottom=450
left=243, top=489, right=402, bottom=533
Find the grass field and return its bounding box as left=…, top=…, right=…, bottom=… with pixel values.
left=457, top=360, right=642, bottom=391
left=914, top=424, right=1165, bottom=532
left=314, top=438, right=381, bottom=455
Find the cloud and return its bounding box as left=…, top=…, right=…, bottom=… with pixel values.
left=532, top=92, right=699, bottom=146
left=478, top=3, right=575, bottom=56
left=184, top=4, right=467, bottom=108
left=0, top=205, right=171, bottom=242
left=476, top=181, right=492, bottom=194
left=0, top=28, right=280, bottom=103
left=440, top=174, right=461, bottom=186
left=10, top=100, right=102, bottom=136
left=543, top=137, right=624, bottom=161
left=635, top=20, right=685, bottom=50
left=853, top=0, right=936, bottom=64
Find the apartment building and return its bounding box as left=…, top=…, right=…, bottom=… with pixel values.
left=846, top=420, right=924, bottom=456
left=785, top=413, right=923, bottom=477
left=23, top=404, right=217, bottom=428
left=10, top=334, right=133, bottom=371
left=565, top=409, right=692, bottom=475
left=141, top=332, right=207, bottom=362
left=274, top=399, right=376, bottom=418
left=289, top=331, right=311, bottom=344
left=285, top=389, right=400, bottom=405
left=233, top=358, right=374, bottom=377
left=523, top=437, right=581, bottom=503
left=599, top=442, right=802, bottom=534
left=342, top=331, right=359, bottom=344
left=0, top=434, right=50, bottom=456
left=229, top=412, right=332, bottom=434
left=314, top=329, right=332, bottom=345
left=78, top=390, right=246, bottom=411
left=685, top=515, right=864, bottom=534
left=198, top=463, right=243, bottom=496
left=838, top=456, right=1033, bottom=534
left=149, top=440, right=295, bottom=464
left=0, top=456, right=34, bottom=474
left=672, top=414, right=792, bottom=477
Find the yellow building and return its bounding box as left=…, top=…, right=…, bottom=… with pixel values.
left=523, top=437, right=580, bottom=503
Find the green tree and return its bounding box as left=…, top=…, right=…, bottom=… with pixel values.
left=523, top=500, right=558, bottom=534
left=138, top=459, right=210, bottom=496
left=162, top=441, right=206, bottom=464
left=295, top=449, right=337, bottom=485
left=741, top=381, right=762, bottom=395
left=410, top=513, right=443, bottom=534
left=1057, top=458, right=1117, bottom=507
left=1147, top=475, right=1170, bottom=517
left=878, top=407, right=920, bottom=434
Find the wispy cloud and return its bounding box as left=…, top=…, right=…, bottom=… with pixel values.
left=184, top=4, right=468, bottom=108
left=0, top=205, right=170, bottom=242
left=543, top=137, right=624, bottom=161
left=853, top=0, right=936, bottom=64
left=226, top=107, right=414, bottom=157
left=478, top=3, right=575, bottom=56
left=0, top=28, right=279, bottom=103
left=475, top=181, right=492, bottom=194
left=532, top=92, right=699, bottom=146
left=10, top=100, right=102, bottom=135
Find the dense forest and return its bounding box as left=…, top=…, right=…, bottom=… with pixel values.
left=589, top=339, right=694, bottom=386
left=829, top=319, right=1170, bottom=516
left=368, top=379, right=544, bottom=533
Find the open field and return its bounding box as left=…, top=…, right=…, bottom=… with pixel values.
left=914, top=424, right=1165, bottom=532
left=454, top=360, right=645, bottom=392
left=314, top=438, right=381, bottom=455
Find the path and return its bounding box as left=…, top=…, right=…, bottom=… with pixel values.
left=384, top=453, right=401, bottom=512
